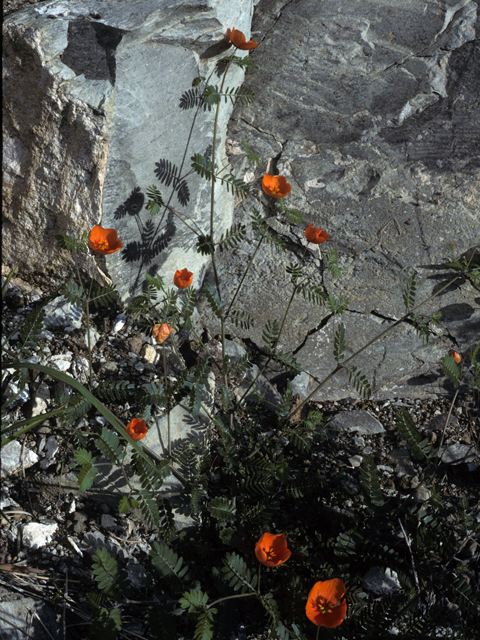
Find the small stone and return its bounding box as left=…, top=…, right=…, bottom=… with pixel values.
left=1, top=441, right=39, bottom=476
left=354, top=436, right=365, bottom=448
left=22, top=522, right=58, bottom=549
left=329, top=410, right=385, bottom=435
left=290, top=371, right=312, bottom=399
left=48, top=354, right=72, bottom=372
left=141, top=344, right=158, bottom=364
left=113, top=314, right=126, bottom=332
left=101, top=514, right=117, bottom=530
left=438, top=443, right=477, bottom=465
left=349, top=455, right=363, bottom=467
left=425, top=413, right=460, bottom=431
left=362, top=567, right=401, bottom=595
left=414, top=485, right=431, bottom=501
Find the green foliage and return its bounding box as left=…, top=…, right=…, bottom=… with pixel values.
left=61, top=281, right=86, bottom=308
left=146, top=184, right=165, bottom=216
left=441, top=353, right=461, bottom=388
left=89, top=283, right=117, bottom=309
left=250, top=209, right=286, bottom=252
left=207, top=496, right=236, bottom=523
left=196, top=234, right=215, bottom=255
left=131, top=450, right=169, bottom=493
left=95, top=380, right=136, bottom=403
left=55, top=232, right=89, bottom=254
left=327, top=292, right=349, bottom=315
left=230, top=55, right=254, bottom=71
left=217, top=223, right=247, bottom=252
left=191, top=153, right=214, bottom=180
left=91, top=547, right=127, bottom=598
left=151, top=540, right=190, bottom=588
left=325, top=249, right=342, bottom=278
left=203, top=84, right=255, bottom=106
left=262, top=319, right=280, bottom=351
left=95, top=426, right=124, bottom=464
left=396, top=408, right=434, bottom=462
left=74, top=449, right=98, bottom=492
left=359, top=456, right=385, bottom=508
left=242, top=140, right=259, bottom=166
left=88, top=607, right=121, bottom=640
left=180, top=286, right=196, bottom=330
left=220, top=173, right=250, bottom=199
left=222, top=552, right=257, bottom=593
left=228, top=309, right=254, bottom=330
left=403, top=269, right=417, bottom=311
left=61, top=392, right=92, bottom=427
left=346, top=364, right=372, bottom=398
left=271, top=349, right=301, bottom=375
left=204, top=283, right=223, bottom=319
left=409, top=310, right=441, bottom=344
left=296, top=281, right=327, bottom=306
left=18, top=308, right=45, bottom=355
left=333, top=322, right=345, bottom=362
left=137, top=489, right=161, bottom=528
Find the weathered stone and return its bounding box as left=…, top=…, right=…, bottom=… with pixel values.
left=438, top=443, right=477, bottom=465
left=362, top=566, right=402, bottom=595
left=21, top=522, right=58, bottom=549
left=3, top=0, right=255, bottom=301
left=205, top=0, right=480, bottom=400
left=1, top=440, right=39, bottom=476
left=329, top=410, right=385, bottom=435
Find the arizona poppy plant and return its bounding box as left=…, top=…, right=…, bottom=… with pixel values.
left=173, top=268, right=193, bottom=289
left=125, top=418, right=148, bottom=441
left=255, top=533, right=291, bottom=567
left=88, top=225, right=122, bottom=255
left=152, top=322, right=174, bottom=344
left=227, top=27, right=258, bottom=50
left=305, top=224, right=330, bottom=244
left=306, top=579, right=347, bottom=628
left=262, top=174, right=291, bottom=199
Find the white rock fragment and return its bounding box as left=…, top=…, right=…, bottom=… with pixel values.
left=21, top=522, right=58, bottom=549
left=1, top=441, right=39, bottom=477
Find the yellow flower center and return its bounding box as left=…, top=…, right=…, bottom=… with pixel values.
left=315, top=596, right=333, bottom=615
left=270, top=185, right=280, bottom=194
left=264, top=546, right=277, bottom=561
left=97, top=240, right=109, bottom=250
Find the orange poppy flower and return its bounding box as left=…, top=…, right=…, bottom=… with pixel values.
left=125, top=418, right=148, bottom=441
left=255, top=532, right=291, bottom=567
left=448, top=349, right=461, bottom=364
left=305, top=224, right=330, bottom=244
left=227, top=27, right=258, bottom=50
left=152, top=322, right=174, bottom=344
left=173, top=268, right=193, bottom=289
left=262, top=174, right=291, bottom=199
left=305, top=579, right=347, bottom=628
left=88, top=225, right=122, bottom=255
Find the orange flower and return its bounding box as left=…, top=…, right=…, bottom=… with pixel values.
left=173, top=268, right=193, bottom=289
left=262, top=174, right=291, bottom=199
left=306, top=579, right=347, bottom=628
left=305, top=224, right=329, bottom=244
left=152, top=322, right=174, bottom=344
left=227, top=27, right=258, bottom=50
left=448, top=349, right=461, bottom=364
left=125, top=418, right=148, bottom=441
left=88, top=225, right=122, bottom=255
left=255, top=532, right=291, bottom=567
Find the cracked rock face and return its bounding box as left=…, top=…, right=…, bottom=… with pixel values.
left=3, top=0, right=255, bottom=300
left=203, top=0, right=479, bottom=400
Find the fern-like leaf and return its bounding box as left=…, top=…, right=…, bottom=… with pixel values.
left=75, top=449, right=98, bottom=492
left=219, top=174, right=250, bottom=199
left=327, top=292, right=348, bottom=315
left=403, top=270, right=417, bottom=311
left=191, top=153, right=215, bottom=181
left=217, top=223, right=247, bottom=252
left=346, top=364, right=372, bottom=398
left=91, top=547, right=126, bottom=597
left=242, top=140, right=259, bottom=166
left=325, top=249, right=342, bottom=278
left=55, top=232, right=89, bottom=254
left=228, top=309, right=254, bottom=330
left=88, top=607, right=122, bottom=640
left=262, top=319, right=280, bottom=351
left=207, top=497, right=236, bottom=523
left=396, top=408, right=433, bottom=462
left=204, top=283, right=223, bottom=319
left=61, top=281, right=87, bottom=308
left=221, top=552, right=257, bottom=593
left=151, top=540, right=190, bottom=586
left=441, top=354, right=461, bottom=388
left=333, top=323, right=345, bottom=362
left=90, top=283, right=117, bottom=309
left=359, top=456, right=385, bottom=508
left=18, top=309, right=45, bottom=355
left=95, top=427, right=124, bottom=465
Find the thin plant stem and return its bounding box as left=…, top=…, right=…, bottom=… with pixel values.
left=436, top=381, right=461, bottom=466
left=316, top=625, right=320, bottom=640
left=257, top=563, right=261, bottom=595
left=225, top=224, right=269, bottom=319
left=237, top=246, right=308, bottom=406
left=285, top=274, right=463, bottom=423
left=208, top=592, right=256, bottom=609
left=163, top=342, right=171, bottom=457
left=84, top=279, right=94, bottom=391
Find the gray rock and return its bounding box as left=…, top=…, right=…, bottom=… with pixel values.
left=0, top=586, right=62, bottom=640
left=42, top=296, right=83, bottom=330
left=39, top=435, right=60, bottom=469
left=209, top=0, right=480, bottom=401
left=1, top=440, right=39, bottom=476
left=438, top=443, right=477, bottom=465
left=290, top=370, right=312, bottom=399
left=425, top=413, right=460, bottom=431
left=348, top=455, right=363, bottom=467
left=415, top=485, right=431, bottom=501
left=362, top=566, right=402, bottom=595
left=3, top=0, right=256, bottom=302
left=329, top=409, right=385, bottom=434
left=21, top=522, right=58, bottom=549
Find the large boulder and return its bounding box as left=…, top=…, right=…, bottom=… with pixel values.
left=201, top=0, right=480, bottom=400
left=3, top=0, right=255, bottom=298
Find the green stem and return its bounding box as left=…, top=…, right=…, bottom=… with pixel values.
left=225, top=223, right=269, bottom=319
left=85, top=279, right=94, bottom=391
left=285, top=273, right=463, bottom=423
left=207, top=592, right=256, bottom=609
left=1, top=406, right=67, bottom=448
left=237, top=247, right=308, bottom=406
left=257, top=563, right=261, bottom=595
left=316, top=625, right=320, bottom=640
left=163, top=342, right=171, bottom=457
